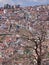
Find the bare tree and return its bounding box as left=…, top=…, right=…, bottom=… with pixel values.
left=32, top=22, right=47, bottom=65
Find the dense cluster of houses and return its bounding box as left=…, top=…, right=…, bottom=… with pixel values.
left=0, top=4, right=49, bottom=65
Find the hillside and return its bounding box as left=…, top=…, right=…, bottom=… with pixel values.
left=0, top=4, right=49, bottom=65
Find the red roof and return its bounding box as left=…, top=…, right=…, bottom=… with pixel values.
left=0, top=58, right=3, bottom=62
left=0, top=43, right=6, bottom=47
left=0, top=10, right=3, bottom=14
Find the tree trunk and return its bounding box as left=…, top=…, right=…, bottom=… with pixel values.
left=37, top=56, right=41, bottom=65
